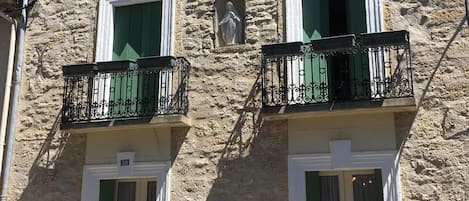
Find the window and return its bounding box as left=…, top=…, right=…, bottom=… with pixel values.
left=81, top=161, right=170, bottom=201
left=107, top=2, right=162, bottom=116
left=112, top=2, right=162, bottom=60
left=287, top=143, right=401, bottom=201
left=99, top=179, right=157, bottom=201
left=305, top=170, right=383, bottom=201
left=303, top=0, right=370, bottom=101
left=92, top=0, right=175, bottom=118
left=286, top=0, right=383, bottom=102
left=95, top=0, right=174, bottom=61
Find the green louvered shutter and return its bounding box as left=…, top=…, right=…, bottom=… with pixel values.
left=305, top=171, right=321, bottom=201
left=99, top=180, right=115, bottom=201
left=346, top=0, right=370, bottom=99
left=111, top=2, right=162, bottom=117
left=302, top=0, right=329, bottom=103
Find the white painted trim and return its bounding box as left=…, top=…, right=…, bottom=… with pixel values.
left=285, top=0, right=303, bottom=43
left=365, top=0, right=385, bottom=98
left=288, top=150, right=401, bottom=201
left=160, top=0, right=175, bottom=56
left=365, top=0, right=383, bottom=33
left=81, top=161, right=171, bottom=201
left=158, top=0, right=175, bottom=106
left=285, top=0, right=304, bottom=104
left=96, top=0, right=114, bottom=62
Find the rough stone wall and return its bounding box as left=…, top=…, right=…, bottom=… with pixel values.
left=389, top=0, right=469, bottom=200
left=171, top=0, right=287, bottom=200
left=8, top=0, right=97, bottom=200
left=5, top=0, right=468, bottom=201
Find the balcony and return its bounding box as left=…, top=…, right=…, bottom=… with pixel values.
left=261, top=31, right=415, bottom=119
left=61, top=56, right=191, bottom=133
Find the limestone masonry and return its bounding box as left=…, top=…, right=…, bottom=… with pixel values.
left=2, top=0, right=468, bottom=200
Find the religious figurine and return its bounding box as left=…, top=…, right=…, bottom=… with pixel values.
left=219, top=1, right=241, bottom=45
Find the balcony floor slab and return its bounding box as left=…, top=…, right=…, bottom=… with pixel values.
left=62, top=114, right=191, bottom=134
left=262, top=97, right=416, bottom=120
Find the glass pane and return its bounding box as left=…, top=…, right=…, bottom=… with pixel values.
left=147, top=181, right=157, bottom=201
left=117, top=182, right=136, bottom=201
left=352, top=174, right=381, bottom=201
left=319, top=176, right=340, bottom=201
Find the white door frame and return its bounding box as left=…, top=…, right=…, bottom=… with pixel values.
left=288, top=140, right=401, bottom=201
left=81, top=161, right=171, bottom=201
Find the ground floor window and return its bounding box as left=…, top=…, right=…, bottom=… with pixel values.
left=99, top=179, right=157, bottom=201
left=306, top=169, right=383, bottom=201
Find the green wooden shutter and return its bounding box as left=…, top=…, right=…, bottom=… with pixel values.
left=111, top=2, right=162, bottom=117
left=99, top=180, right=115, bottom=201
left=374, top=169, right=384, bottom=201
left=141, top=2, right=162, bottom=57
left=346, top=0, right=369, bottom=99
left=113, top=2, right=161, bottom=60
left=138, top=1, right=161, bottom=115
left=302, top=0, right=329, bottom=103
left=305, top=171, right=321, bottom=201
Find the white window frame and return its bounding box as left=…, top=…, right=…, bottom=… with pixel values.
left=288, top=140, right=401, bottom=201
left=94, top=0, right=175, bottom=116
left=285, top=0, right=385, bottom=100
left=81, top=161, right=171, bottom=201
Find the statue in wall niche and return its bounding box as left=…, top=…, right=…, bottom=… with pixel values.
left=219, top=1, right=241, bottom=45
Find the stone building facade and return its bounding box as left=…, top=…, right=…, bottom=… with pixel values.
left=0, top=0, right=467, bottom=200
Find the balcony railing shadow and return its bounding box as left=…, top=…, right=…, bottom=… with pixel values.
left=261, top=30, right=414, bottom=108
left=61, top=56, right=190, bottom=125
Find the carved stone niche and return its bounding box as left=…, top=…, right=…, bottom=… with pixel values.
left=214, top=0, right=245, bottom=47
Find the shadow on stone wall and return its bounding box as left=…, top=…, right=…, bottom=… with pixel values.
left=415, top=17, right=467, bottom=111
left=395, top=111, right=417, bottom=155
left=205, top=74, right=288, bottom=201
left=397, top=16, right=468, bottom=156
left=17, top=111, right=86, bottom=201
left=171, top=126, right=190, bottom=165
left=397, top=15, right=469, bottom=200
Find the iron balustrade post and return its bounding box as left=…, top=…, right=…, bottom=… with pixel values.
left=87, top=73, right=94, bottom=121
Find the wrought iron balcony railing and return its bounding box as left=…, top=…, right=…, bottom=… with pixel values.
left=62, top=56, right=190, bottom=124
left=261, top=30, right=414, bottom=107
